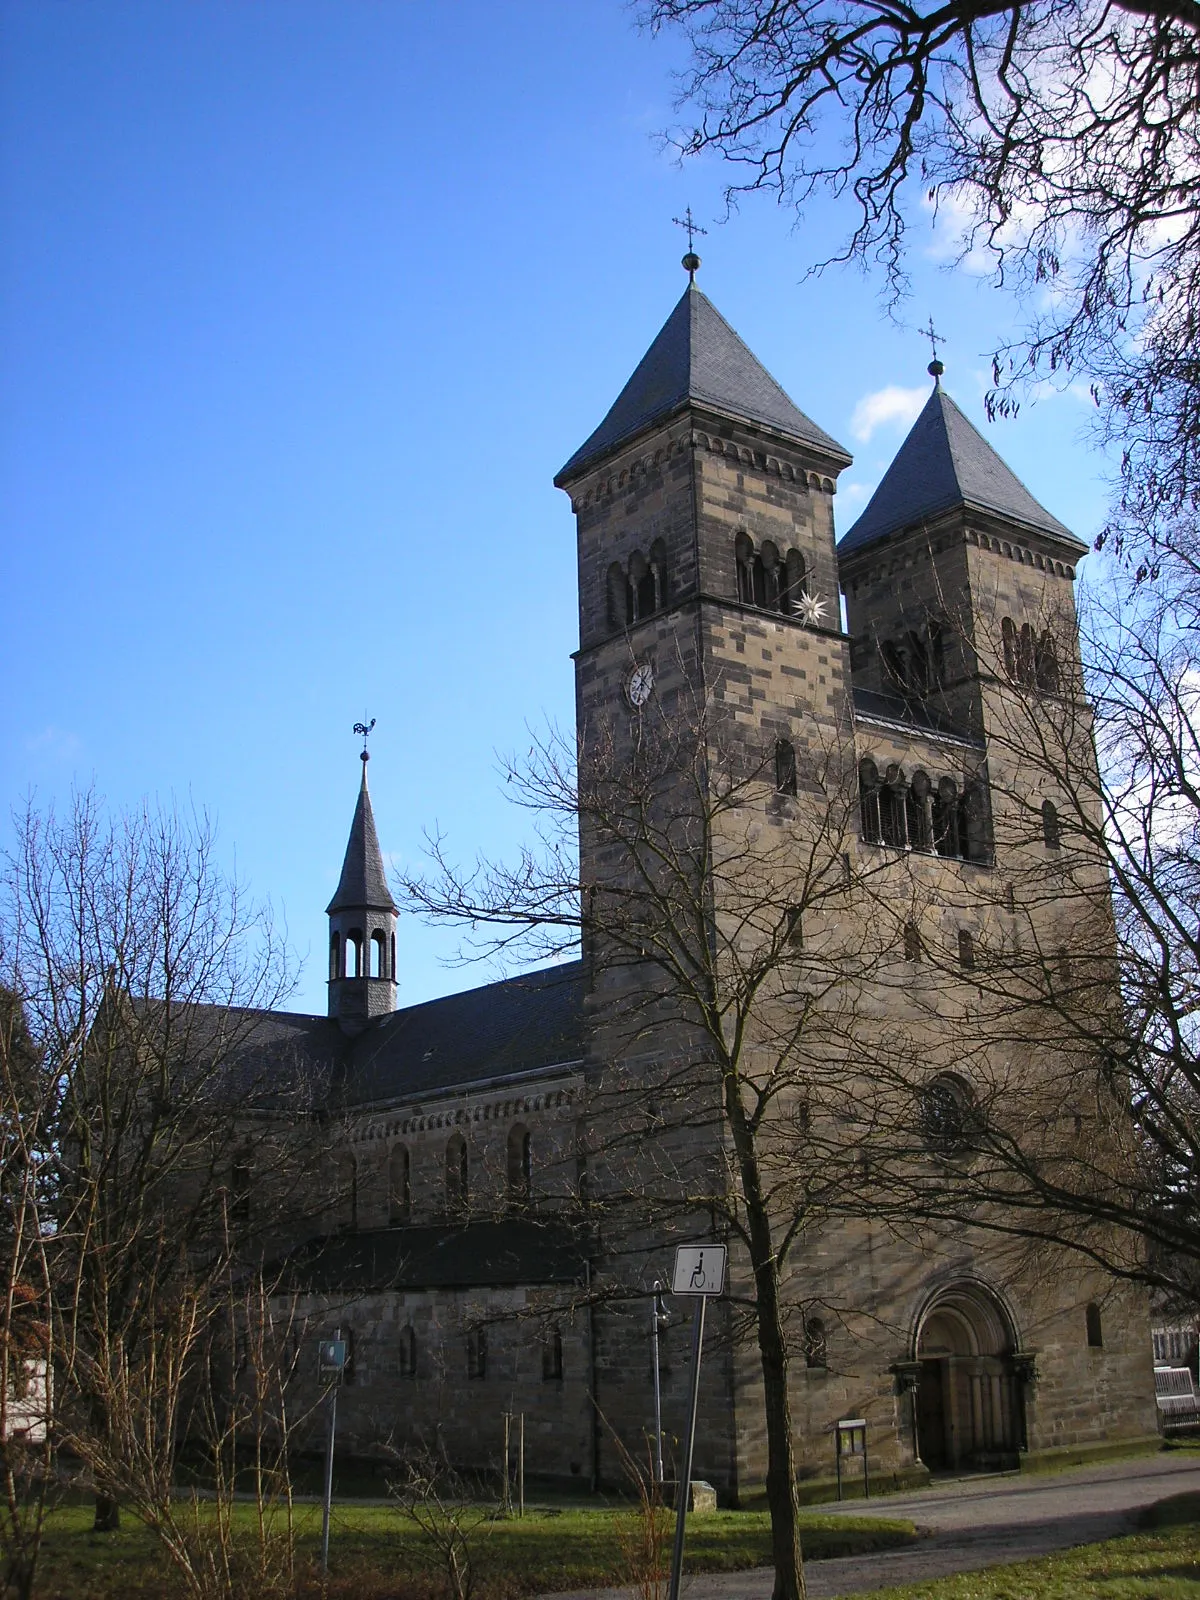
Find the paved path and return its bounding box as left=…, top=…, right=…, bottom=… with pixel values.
left=538, top=1452, right=1200, bottom=1599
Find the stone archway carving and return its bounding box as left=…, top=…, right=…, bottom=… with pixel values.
left=912, top=1280, right=1024, bottom=1472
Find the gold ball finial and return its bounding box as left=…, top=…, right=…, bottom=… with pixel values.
left=682, top=251, right=701, bottom=279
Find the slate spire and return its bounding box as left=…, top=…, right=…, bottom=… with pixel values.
left=839, top=381, right=1083, bottom=556
left=556, top=280, right=849, bottom=484
left=327, top=758, right=397, bottom=915
left=327, top=754, right=398, bottom=1033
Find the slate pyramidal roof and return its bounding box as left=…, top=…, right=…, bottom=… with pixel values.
left=839, top=382, right=1087, bottom=558
left=555, top=280, right=851, bottom=484
left=327, top=761, right=396, bottom=915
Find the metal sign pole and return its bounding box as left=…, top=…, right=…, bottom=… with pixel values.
left=518, top=1412, right=525, bottom=1519
left=651, top=1282, right=665, bottom=1485
left=666, top=1295, right=706, bottom=1600
left=320, top=1326, right=341, bottom=1575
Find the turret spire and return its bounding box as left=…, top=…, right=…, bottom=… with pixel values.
left=327, top=729, right=397, bottom=1033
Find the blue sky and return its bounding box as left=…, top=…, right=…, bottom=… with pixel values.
left=0, top=0, right=1113, bottom=1013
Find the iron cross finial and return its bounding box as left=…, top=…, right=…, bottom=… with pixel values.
left=673, top=207, right=708, bottom=281
left=922, top=317, right=946, bottom=381
left=353, top=718, right=376, bottom=763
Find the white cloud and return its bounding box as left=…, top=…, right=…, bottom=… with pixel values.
left=25, top=725, right=82, bottom=764
left=850, top=386, right=927, bottom=443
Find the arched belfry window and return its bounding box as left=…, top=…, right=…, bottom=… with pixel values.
left=859, top=758, right=882, bottom=844
left=735, top=532, right=757, bottom=605
left=329, top=931, right=341, bottom=981
left=370, top=930, right=386, bottom=978
left=1036, top=630, right=1060, bottom=692
left=1002, top=616, right=1018, bottom=678
left=607, top=543, right=669, bottom=630
left=1042, top=799, right=1061, bottom=850
left=344, top=931, right=363, bottom=978
left=507, top=1124, right=532, bottom=1205
left=734, top=532, right=808, bottom=617
left=389, top=1144, right=411, bottom=1224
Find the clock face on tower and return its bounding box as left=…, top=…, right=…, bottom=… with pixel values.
left=625, top=662, right=654, bottom=708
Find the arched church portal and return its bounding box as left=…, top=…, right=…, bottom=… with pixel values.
left=914, top=1282, right=1023, bottom=1472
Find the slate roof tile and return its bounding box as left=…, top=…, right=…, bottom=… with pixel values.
left=838, top=384, right=1085, bottom=557
left=340, top=961, right=586, bottom=1105
left=556, top=283, right=849, bottom=483
left=327, top=765, right=396, bottom=914
left=277, top=1218, right=589, bottom=1293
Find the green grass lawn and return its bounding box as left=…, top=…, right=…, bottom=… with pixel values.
left=830, top=1495, right=1200, bottom=1600
left=29, top=1498, right=919, bottom=1598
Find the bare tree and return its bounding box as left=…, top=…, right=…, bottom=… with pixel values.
left=643, top=0, right=1200, bottom=549
left=1, top=788, right=313, bottom=1560
left=402, top=697, right=887, bottom=1600
left=0, top=990, right=55, bottom=1600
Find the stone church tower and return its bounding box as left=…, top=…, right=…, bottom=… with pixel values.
left=199, top=264, right=1157, bottom=1500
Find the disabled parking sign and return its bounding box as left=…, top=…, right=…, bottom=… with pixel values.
left=671, top=1244, right=727, bottom=1296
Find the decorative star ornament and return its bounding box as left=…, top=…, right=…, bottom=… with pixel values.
left=796, top=592, right=827, bottom=627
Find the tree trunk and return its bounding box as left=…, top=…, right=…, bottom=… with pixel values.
left=753, top=1247, right=806, bottom=1600
left=724, top=1072, right=806, bottom=1600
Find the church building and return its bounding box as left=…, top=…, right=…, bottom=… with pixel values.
left=239, top=264, right=1157, bottom=1498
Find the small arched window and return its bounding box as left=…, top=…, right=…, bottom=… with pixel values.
left=1036, top=630, right=1060, bottom=693
left=344, top=931, right=363, bottom=978
left=1001, top=616, right=1018, bottom=678
left=1085, top=1303, right=1104, bottom=1348
left=803, top=1317, right=828, bottom=1370
left=371, top=930, right=386, bottom=978
left=774, top=738, right=798, bottom=797
left=1042, top=799, right=1061, bottom=850
left=542, top=1323, right=564, bottom=1381
left=329, top=931, right=341, bottom=981
left=466, top=1325, right=487, bottom=1380
left=446, top=1134, right=469, bottom=1215
left=903, top=922, right=922, bottom=962
left=389, top=1144, right=411, bottom=1225
left=507, top=1125, right=532, bottom=1205
left=958, top=929, right=976, bottom=970
left=399, top=1324, right=417, bottom=1379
